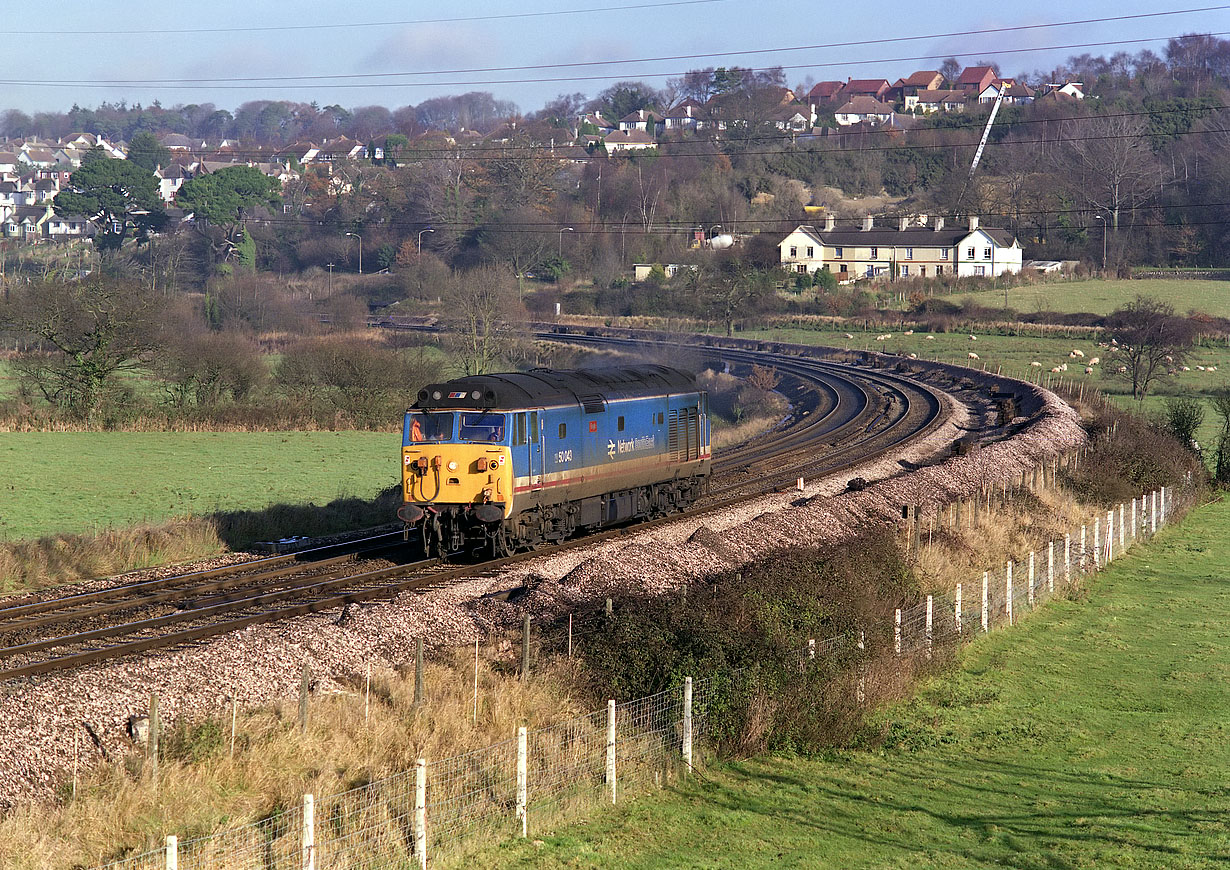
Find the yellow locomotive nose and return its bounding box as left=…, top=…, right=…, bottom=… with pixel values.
left=403, top=445, right=511, bottom=518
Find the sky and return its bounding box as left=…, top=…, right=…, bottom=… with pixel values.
left=2, top=0, right=1228, bottom=116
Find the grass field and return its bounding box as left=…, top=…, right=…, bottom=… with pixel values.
left=0, top=431, right=400, bottom=541
left=483, top=495, right=1230, bottom=868
left=949, top=278, right=1230, bottom=319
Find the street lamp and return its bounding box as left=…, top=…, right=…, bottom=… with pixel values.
left=1094, top=214, right=1107, bottom=273
left=345, top=232, right=362, bottom=274
left=325, top=262, right=335, bottom=293
left=558, top=226, right=574, bottom=257
left=417, top=228, right=435, bottom=256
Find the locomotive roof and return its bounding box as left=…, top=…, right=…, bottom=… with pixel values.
left=414, top=365, right=698, bottom=411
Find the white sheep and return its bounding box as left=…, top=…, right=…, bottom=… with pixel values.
left=1085, top=366, right=1093, bottom=375
left=1089, top=356, right=1100, bottom=365
left=1181, top=366, right=1191, bottom=372
left=844, top=333, right=854, bottom=339
left=969, top=334, right=978, bottom=341
left=1210, top=366, right=1218, bottom=372
left=1070, top=349, right=1085, bottom=358
left=1118, top=366, right=1128, bottom=373
left=908, top=352, right=918, bottom=359
left=1196, top=365, right=1206, bottom=371
left=1030, top=361, right=1042, bottom=367
left=1050, top=366, right=1062, bottom=373
left=925, top=335, right=935, bottom=341
left=1060, top=363, right=1068, bottom=371
left=968, top=352, right=980, bottom=360
left=904, top=329, right=914, bottom=335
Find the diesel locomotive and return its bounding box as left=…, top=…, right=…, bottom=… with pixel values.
left=397, top=365, right=711, bottom=556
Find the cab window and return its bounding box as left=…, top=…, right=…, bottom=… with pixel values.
left=459, top=412, right=507, bottom=442
left=407, top=412, right=453, bottom=442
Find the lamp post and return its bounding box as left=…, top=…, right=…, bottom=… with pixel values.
left=325, top=262, right=335, bottom=293
left=417, top=228, right=435, bottom=256
left=345, top=232, right=362, bottom=274
left=558, top=226, right=574, bottom=257
left=1094, top=214, right=1106, bottom=273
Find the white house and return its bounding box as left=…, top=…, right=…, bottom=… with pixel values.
left=780, top=215, right=1022, bottom=280
left=602, top=129, right=657, bottom=153
left=834, top=97, right=895, bottom=126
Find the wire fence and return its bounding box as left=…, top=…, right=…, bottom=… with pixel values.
left=92, top=483, right=1184, bottom=869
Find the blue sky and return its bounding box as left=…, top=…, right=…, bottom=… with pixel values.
left=3, top=1, right=1226, bottom=115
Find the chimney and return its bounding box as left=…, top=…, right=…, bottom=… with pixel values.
left=824, top=213, right=836, bottom=232
left=968, top=215, right=980, bottom=231
left=899, top=216, right=909, bottom=231
left=917, top=213, right=928, bottom=226
left=934, top=217, right=945, bottom=232
left=861, top=214, right=874, bottom=231
left=686, top=104, right=692, bottom=118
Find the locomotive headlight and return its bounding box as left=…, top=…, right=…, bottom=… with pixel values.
left=447, top=460, right=458, bottom=472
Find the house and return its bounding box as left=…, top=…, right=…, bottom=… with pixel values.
left=0, top=152, right=19, bottom=174
left=1041, top=81, right=1085, bottom=100
left=18, top=148, right=57, bottom=168
left=779, top=214, right=1022, bottom=280
left=840, top=79, right=891, bottom=101
left=158, top=133, right=199, bottom=151
left=602, top=129, right=657, bottom=153
left=768, top=104, right=815, bottom=132
left=156, top=163, right=193, bottom=203
left=317, top=137, right=366, bottom=162
left=834, top=96, right=895, bottom=126
left=618, top=109, right=663, bottom=134
left=977, top=79, right=1035, bottom=105
left=891, top=71, right=944, bottom=108
left=914, top=90, right=967, bottom=113
left=662, top=100, right=705, bottom=132
left=44, top=212, right=91, bottom=238
left=633, top=263, right=699, bottom=281
left=277, top=141, right=321, bottom=165
left=807, top=81, right=847, bottom=104
left=578, top=112, right=617, bottom=136
left=957, top=66, right=997, bottom=94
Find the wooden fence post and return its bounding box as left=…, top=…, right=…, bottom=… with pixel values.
left=1006, top=561, right=1014, bottom=626
left=981, top=572, right=989, bottom=632
left=516, top=726, right=528, bottom=837
left=1047, top=541, right=1055, bottom=593
left=682, top=677, right=693, bottom=773
left=1151, top=490, right=1157, bottom=534
left=148, top=692, right=160, bottom=780
left=1093, top=517, right=1101, bottom=567
left=606, top=700, right=617, bottom=804
left=414, top=759, right=427, bottom=870
left=1131, top=497, right=1137, bottom=539
left=1064, top=533, right=1071, bottom=582
left=1080, top=525, right=1087, bottom=570
left=302, top=793, right=315, bottom=870
left=1118, top=503, right=1125, bottom=551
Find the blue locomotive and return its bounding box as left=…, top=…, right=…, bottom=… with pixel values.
left=397, top=365, right=711, bottom=556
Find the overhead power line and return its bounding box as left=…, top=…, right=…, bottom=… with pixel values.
left=0, top=0, right=732, bottom=36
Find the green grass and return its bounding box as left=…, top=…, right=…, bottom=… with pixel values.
left=483, top=496, right=1230, bottom=868
left=951, top=278, right=1230, bottom=319
left=0, top=431, right=401, bottom=541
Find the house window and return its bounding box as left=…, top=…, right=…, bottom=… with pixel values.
left=906, top=247, right=913, bottom=259
left=974, top=266, right=986, bottom=276
left=942, top=249, right=949, bottom=260
left=840, top=264, right=848, bottom=273
left=983, top=247, right=992, bottom=260
left=936, top=265, right=943, bottom=275
left=919, top=266, right=926, bottom=276
left=900, top=265, right=908, bottom=277
left=870, top=246, right=878, bottom=259
left=790, top=246, right=797, bottom=257
left=806, top=246, right=814, bottom=257
left=834, top=246, right=843, bottom=257
left=821, top=264, right=830, bottom=271
left=966, top=247, right=975, bottom=259
left=797, top=265, right=807, bottom=273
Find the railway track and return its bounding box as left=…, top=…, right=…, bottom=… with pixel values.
left=0, top=336, right=954, bottom=682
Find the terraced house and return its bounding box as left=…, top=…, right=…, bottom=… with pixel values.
left=779, top=215, right=1022, bottom=280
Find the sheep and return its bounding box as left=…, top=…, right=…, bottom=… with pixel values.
left=875, top=334, right=892, bottom=341
left=968, top=334, right=978, bottom=341
left=1085, top=366, right=1093, bottom=375
left=904, top=329, right=914, bottom=335
left=1118, top=366, right=1128, bottom=373
left=1030, top=361, right=1042, bottom=367
left=1210, top=366, right=1218, bottom=372
left=1089, top=356, right=1100, bottom=365
left=1069, top=349, right=1085, bottom=358
left=844, top=333, right=854, bottom=339
left=1181, top=366, right=1191, bottom=372
left=925, top=335, right=935, bottom=341
left=1050, top=366, right=1062, bottom=373
left=1196, top=365, right=1206, bottom=371
left=968, top=352, right=980, bottom=360
left=1060, top=363, right=1068, bottom=371
left=907, top=352, right=918, bottom=359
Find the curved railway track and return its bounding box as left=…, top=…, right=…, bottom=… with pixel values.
left=0, top=336, right=952, bottom=682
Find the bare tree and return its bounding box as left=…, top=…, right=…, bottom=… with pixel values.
left=1060, top=114, right=1160, bottom=232
left=438, top=265, right=529, bottom=375
left=1105, top=296, right=1196, bottom=400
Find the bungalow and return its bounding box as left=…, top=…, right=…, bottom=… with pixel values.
left=892, top=71, right=945, bottom=109
left=662, top=100, right=705, bottom=132
left=618, top=109, right=663, bottom=134
left=978, top=79, right=1035, bottom=104
left=780, top=214, right=1022, bottom=280
left=834, top=96, right=894, bottom=126
left=602, top=129, right=657, bottom=153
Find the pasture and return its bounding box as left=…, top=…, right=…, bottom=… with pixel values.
left=0, top=431, right=400, bottom=542
left=949, top=277, right=1230, bottom=319
left=484, top=496, right=1230, bottom=868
